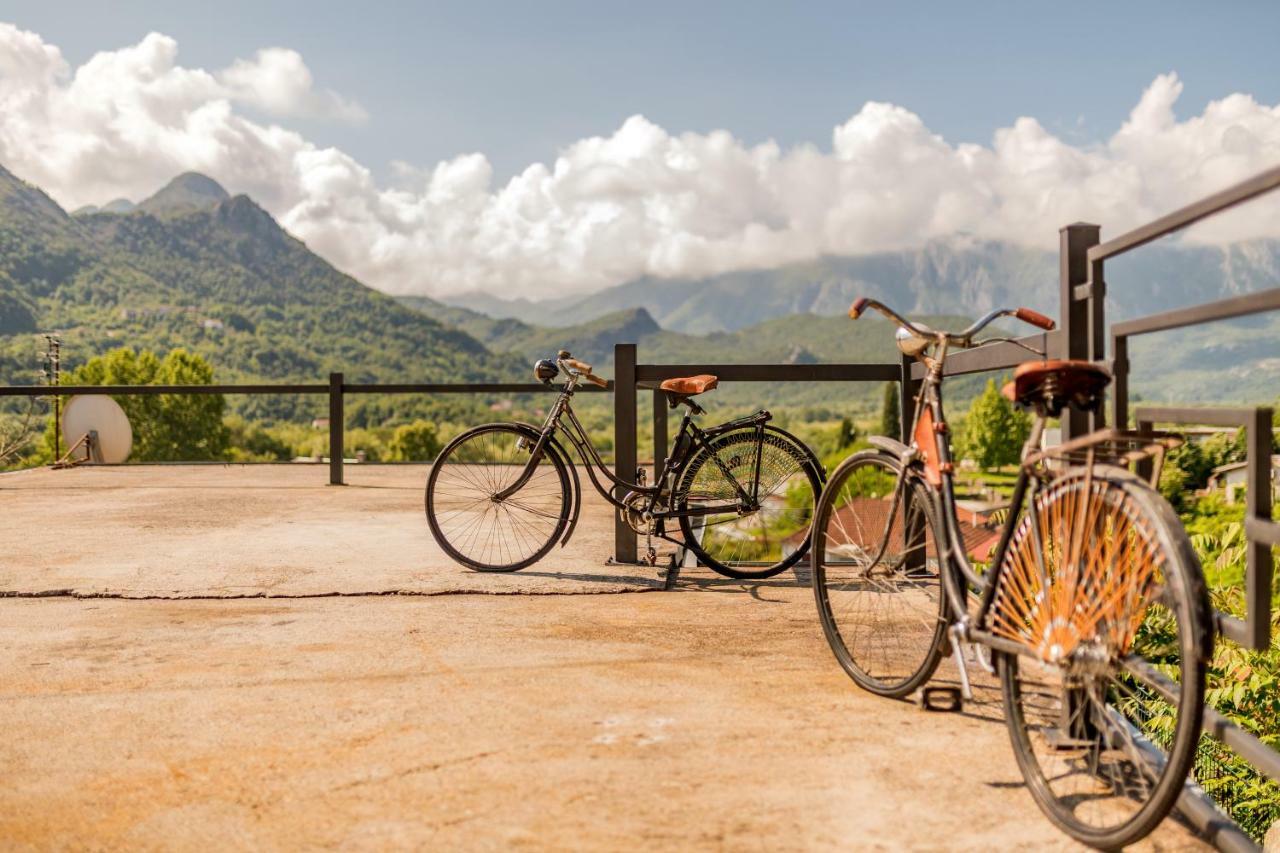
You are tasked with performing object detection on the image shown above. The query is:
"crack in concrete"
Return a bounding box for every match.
[331,749,502,793]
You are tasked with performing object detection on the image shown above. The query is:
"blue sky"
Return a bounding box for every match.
[3,3,1279,299]
[10,0,1280,183]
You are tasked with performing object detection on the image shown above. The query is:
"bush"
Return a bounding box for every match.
[387,421,441,462]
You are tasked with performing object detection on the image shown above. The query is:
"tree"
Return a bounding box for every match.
[42,347,229,462]
[836,417,856,450]
[387,420,442,461]
[960,378,1030,471]
[879,382,900,440]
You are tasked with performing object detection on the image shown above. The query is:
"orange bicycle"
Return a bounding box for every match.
[811,299,1211,848]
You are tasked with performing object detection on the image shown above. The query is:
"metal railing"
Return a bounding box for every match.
[0,374,610,486]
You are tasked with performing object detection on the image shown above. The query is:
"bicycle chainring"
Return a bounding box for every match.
[619,490,656,535]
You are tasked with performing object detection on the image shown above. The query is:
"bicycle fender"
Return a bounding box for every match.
[554,436,583,548]
[869,435,911,462]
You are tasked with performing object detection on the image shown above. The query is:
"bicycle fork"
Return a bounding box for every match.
[947,623,995,702]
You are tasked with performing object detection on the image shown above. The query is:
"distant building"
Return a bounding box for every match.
[202,318,224,331]
[311,418,330,430]
[1208,456,1280,504]
[783,495,1001,562]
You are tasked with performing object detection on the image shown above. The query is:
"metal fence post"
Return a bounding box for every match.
[613,344,638,563]
[1111,333,1130,429]
[652,389,668,482]
[1245,406,1274,650]
[329,371,344,486]
[899,353,916,440]
[1059,222,1101,440]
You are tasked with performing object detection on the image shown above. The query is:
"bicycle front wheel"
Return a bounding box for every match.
[993,467,1211,849]
[675,426,822,579]
[811,449,948,698]
[425,424,572,572]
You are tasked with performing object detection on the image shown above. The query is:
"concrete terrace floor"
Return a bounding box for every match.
[0,465,1206,850]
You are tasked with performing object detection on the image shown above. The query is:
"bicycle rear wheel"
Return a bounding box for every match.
[993,467,1210,849]
[425,424,572,572]
[811,450,948,698]
[675,426,822,579]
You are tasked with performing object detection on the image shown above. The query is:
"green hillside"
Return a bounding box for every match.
[0,166,519,423]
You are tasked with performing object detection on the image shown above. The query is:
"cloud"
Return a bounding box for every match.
[219,48,366,123]
[1,22,1279,301]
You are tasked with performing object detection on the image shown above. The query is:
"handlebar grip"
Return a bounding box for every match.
[1014,307,1055,331]
[584,373,609,388]
[564,357,593,374]
[848,297,870,319]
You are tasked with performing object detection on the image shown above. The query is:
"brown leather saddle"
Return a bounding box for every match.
[660,374,719,397]
[1001,359,1111,415]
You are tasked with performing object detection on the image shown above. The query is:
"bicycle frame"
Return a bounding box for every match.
[496,375,769,536]
[881,336,1051,663]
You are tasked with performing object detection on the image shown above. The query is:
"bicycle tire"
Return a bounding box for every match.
[425,423,572,572]
[994,466,1211,849]
[675,426,822,580]
[811,449,948,698]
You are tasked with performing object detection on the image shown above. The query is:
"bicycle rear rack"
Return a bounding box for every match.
[1023,428,1183,488]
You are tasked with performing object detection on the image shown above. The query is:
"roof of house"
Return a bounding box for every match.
[792,495,1001,561]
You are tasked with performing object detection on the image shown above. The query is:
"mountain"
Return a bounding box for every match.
[0,165,516,420]
[137,172,229,216]
[445,238,1280,334]
[72,198,136,216]
[396,296,661,366]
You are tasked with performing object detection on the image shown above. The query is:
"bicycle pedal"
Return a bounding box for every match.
[918,686,964,713]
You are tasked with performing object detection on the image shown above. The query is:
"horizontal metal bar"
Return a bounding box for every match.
[1245,516,1280,547]
[1217,614,1250,647]
[0,382,612,396]
[1204,705,1280,784]
[344,383,610,394]
[1175,783,1258,853]
[1112,288,1280,339]
[910,330,1063,379]
[634,363,901,382]
[1090,164,1280,262]
[0,384,327,396]
[1134,406,1258,429]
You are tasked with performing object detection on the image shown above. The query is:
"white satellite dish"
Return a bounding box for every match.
[60,395,133,464]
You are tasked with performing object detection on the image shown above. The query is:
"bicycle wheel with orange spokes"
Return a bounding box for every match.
[992,467,1210,849]
[811,449,948,698]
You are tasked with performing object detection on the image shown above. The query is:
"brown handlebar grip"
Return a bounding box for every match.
[584,373,609,388]
[564,357,594,374]
[848,297,870,319]
[1014,307,1055,331]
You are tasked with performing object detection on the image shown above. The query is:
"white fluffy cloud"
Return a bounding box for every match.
[1,22,1279,300]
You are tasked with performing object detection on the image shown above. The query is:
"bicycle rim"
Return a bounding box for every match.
[994,469,1209,848]
[425,424,571,572]
[676,428,821,579]
[811,450,947,697]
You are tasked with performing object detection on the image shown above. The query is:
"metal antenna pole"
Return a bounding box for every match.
[44,335,61,458]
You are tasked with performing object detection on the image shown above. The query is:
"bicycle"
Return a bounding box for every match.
[426,350,824,578]
[811,300,1212,849]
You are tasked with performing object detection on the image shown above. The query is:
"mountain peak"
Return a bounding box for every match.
[138,172,230,215]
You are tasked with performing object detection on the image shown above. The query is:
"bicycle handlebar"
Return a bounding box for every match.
[559,355,609,388]
[848,297,1055,345]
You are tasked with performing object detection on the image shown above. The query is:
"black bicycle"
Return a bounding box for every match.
[425,351,824,577]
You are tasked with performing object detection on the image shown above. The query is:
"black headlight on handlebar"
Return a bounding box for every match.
[533,358,560,383]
